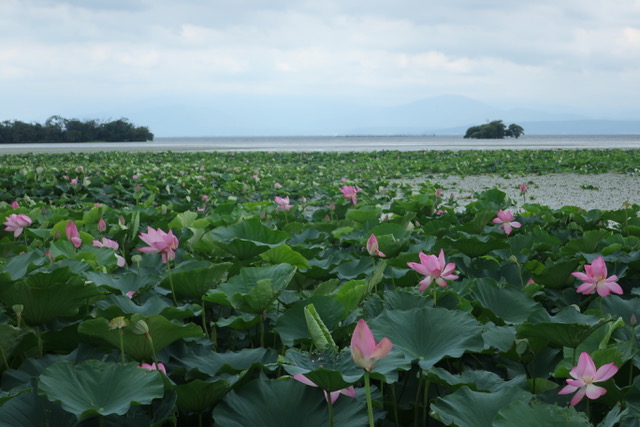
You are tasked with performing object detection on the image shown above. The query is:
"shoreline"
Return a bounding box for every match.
[426,173,640,211]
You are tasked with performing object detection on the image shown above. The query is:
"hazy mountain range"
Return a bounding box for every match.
[117,95,640,137]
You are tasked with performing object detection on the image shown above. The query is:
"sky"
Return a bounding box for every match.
[2,0,640,135]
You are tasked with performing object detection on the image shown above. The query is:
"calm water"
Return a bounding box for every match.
[1,134,640,154]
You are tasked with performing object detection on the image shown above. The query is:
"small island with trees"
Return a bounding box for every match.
[464,120,524,139]
[0,116,154,143]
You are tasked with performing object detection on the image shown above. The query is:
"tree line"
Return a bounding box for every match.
[0,116,154,143]
[464,120,524,139]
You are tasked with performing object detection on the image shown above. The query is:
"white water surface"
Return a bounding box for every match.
[1,134,640,154]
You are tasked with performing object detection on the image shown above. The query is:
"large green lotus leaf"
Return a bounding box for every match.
[493,399,591,427]
[560,229,612,256]
[334,280,367,314]
[204,263,296,311]
[160,261,232,300]
[212,377,367,427]
[426,367,524,392]
[0,386,77,427]
[282,348,361,391]
[0,324,32,363]
[176,377,237,413]
[382,289,431,311]
[369,306,485,370]
[38,360,164,420]
[83,270,158,295]
[171,345,278,377]
[260,244,309,269]
[209,218,289,259]
[274,296,346,347]
[94,295,198,321]
[517,307,605,348]
[78,314,203,361]
[0,267,104,325]
[430,386,532,427]
[531,259,580,289]
[3,251,47,280]
[333,257,373,280]
[482,323,516,352]
[469,278,543,325]
[599,295,640,324]
[449,234,509,257]
[345,206,382,223]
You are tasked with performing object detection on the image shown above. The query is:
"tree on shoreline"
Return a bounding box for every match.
[0,116,154,143]
[464,120,525,139]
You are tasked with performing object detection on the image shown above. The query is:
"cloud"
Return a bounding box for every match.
[1,0,640,124]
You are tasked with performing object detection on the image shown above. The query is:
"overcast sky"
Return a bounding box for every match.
[2,0,640,132]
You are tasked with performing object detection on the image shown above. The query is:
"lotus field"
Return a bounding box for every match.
[2,149,640,426]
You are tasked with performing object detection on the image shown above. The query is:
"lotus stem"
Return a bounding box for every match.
[118,329,125,363]
[201,297,209,337]
[166,261,178,306]
[146,333,158,365]
[259,312,265,348]
[327,392,335,427]
[364,370,375,427]
[391,383,399,427]
[0,347,9,371]
[423,379,430,425]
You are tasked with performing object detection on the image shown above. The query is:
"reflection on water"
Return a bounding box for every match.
[1,134,640,154]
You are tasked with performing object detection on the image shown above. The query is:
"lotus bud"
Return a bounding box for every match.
[132,319,150,335]
[109,316,128,330]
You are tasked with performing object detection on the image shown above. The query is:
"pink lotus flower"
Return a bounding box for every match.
[366,234,386,257]
[138,227,179,263]
[350,319,392,371]
[558,352,618,406]
[407,249,459,291]
[66,220,82,248]
[10,201,19,209]
[3,214,32,237]
[70,178,78,185]
[93,237,119,250]
[274,196,293,211]
[97,217,107,233]
[274,182,283,189]
[138,362,167,374]
[292,374,356,404]
[571,256,623,296]
[340,185,362,205]
[492,210,521,235]
[519,183,528,194]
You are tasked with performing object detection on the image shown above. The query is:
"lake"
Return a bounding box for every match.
[1,134,640,154]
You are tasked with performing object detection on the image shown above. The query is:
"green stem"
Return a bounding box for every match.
[327,391,335,427]
[118,329,125,363]
[0,347,10,371]
[414,374,423,427]
[364,370,375,427]
[391,383,399,427]
[423,379,430,425]
[166,262,178,306]
[259,313,265,348]
[201,297,209,337]
[146,333,158,365]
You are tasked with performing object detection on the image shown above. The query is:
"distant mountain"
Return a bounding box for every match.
[112,94,639,137]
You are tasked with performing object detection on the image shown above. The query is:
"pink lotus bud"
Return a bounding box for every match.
[65,220,82,248]
[97,218,107,232]
[10,201,19,209]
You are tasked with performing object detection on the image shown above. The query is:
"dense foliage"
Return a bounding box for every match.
[465,120,525,139]
[0,149,639,426]
[0,116,153,143]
